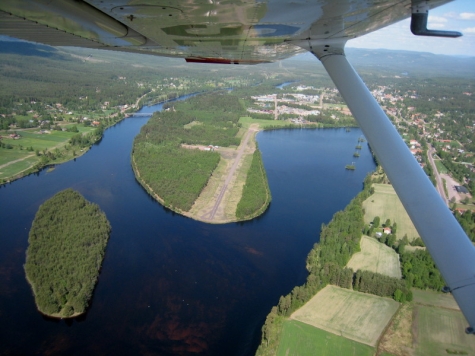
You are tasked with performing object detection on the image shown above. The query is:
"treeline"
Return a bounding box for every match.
[133,142,220,211]
[256,175,373,355]
[235,150,271,220]
[24,189,111,318]
[365,221,446,291]
[256,176,421,355]
[132,92,244,212]
[454,210,475,242]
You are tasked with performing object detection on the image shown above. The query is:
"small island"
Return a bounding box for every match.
[25,189,111,318]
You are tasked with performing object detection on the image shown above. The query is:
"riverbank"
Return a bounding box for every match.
[132,123,269,224]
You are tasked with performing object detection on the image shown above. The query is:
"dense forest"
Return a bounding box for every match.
[25,189,111,318]
[235,149,271,220]
[132,92,244,212]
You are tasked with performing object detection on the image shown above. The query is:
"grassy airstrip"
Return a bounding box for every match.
[347,236,401,278]
[362,183,419,240]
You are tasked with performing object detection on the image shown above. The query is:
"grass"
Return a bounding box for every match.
[277,320,374,356]
[0,156,38,179]
[363,183,419,240]
[291,285,399,346]
[435,159,449,174]
[239,116,297,129]
[0,126,96,181]
[414,305,475,356]
[412,289,459,310]
[346,236,401,278]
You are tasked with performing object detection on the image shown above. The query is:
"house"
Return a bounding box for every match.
[383,227,392,234]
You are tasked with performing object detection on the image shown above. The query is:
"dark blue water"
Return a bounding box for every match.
[0,98,375,355]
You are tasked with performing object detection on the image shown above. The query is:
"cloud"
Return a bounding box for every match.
[463,27,475,33]
[444,12,475,20]
[460,12,475,20]
[428,16,448,23]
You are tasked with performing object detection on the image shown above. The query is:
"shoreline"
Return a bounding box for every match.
[131,124,272,224]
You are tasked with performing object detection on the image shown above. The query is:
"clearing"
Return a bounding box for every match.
[290,285,399,347]
[346,235,401,278]
[186,124,259,223]
[363,183,419,240]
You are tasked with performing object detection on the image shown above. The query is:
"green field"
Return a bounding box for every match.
[347,236,401,278]
[414,305,475,356]
[238,116,312,129]
[291,285,399,346]
[277,320,374,356]
[434,159,449,174]
[0,126,96,181]
[412,288,459,310]
[363,183,419,240]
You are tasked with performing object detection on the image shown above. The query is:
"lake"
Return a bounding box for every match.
[0,100,376,355]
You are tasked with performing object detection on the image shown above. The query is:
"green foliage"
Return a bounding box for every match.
[25,189,111,317]
[236,150,271,219]
[372,216,380,228]
[454,210,475,243]
[132,92,246,212]
[257,174,374,353]
[353,270,412,301]
[133,142,220,211]
[400,249,445,290]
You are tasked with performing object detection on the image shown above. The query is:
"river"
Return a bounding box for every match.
[0,98,376,355]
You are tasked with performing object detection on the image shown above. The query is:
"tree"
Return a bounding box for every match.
[373,216,380,228]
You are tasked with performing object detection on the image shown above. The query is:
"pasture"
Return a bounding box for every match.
[412,288,459,310]
[363,183,419,240]
[414,305,475,356]
[239,116,289,129]
[291,285,399,346]
[277,320,374,356]
[346,236,401,278]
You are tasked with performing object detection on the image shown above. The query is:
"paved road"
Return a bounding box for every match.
[428,145,448,206]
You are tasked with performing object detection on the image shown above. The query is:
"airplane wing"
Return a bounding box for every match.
[1,0,474,334]
[0,0,454,63]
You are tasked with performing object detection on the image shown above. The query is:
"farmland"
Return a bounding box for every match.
[414,305,475,355]
[276,320,374,356]
[346,236,401,278]
[290,285,399,346]
[362,183,419,240]
[0,126,97,181]
[378,289,473,356]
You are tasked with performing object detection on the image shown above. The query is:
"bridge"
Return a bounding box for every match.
[126,113,153,117]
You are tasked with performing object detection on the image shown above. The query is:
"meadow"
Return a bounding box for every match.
[346,236,401,278]
[290,285,399,346]
[277,320,374,356]
[0,126,97,180]
[362,183,419,240]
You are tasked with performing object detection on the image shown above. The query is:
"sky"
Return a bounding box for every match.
[347,0,475,56]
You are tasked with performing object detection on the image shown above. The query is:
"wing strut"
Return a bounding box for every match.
[315,51,475,333]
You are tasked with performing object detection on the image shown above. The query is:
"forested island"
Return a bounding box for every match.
[131,92,272,222]
[25,189,111,318]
